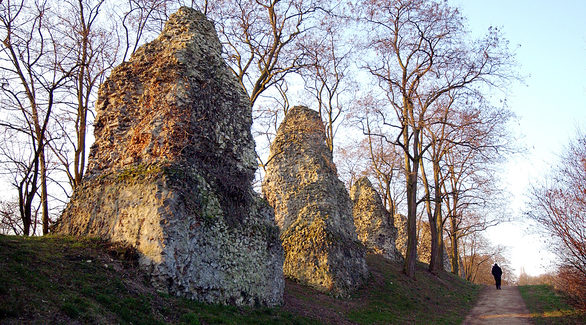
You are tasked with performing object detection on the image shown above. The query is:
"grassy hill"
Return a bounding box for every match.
[0,235,480,324]
[519,285,586,324]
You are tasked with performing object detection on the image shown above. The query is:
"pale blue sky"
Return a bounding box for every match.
[453,0,586,275]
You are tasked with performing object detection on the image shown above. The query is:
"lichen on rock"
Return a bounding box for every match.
[262,106,368,296]
[350,176,403,262]
[56,7,283,307]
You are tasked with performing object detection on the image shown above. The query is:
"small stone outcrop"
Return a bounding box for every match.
[394,214,409,259]
[262,106,368,296]
[350,177,403,262]
[56,7,283,306]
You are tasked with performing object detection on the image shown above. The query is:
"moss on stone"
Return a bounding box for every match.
[116,163,163,181]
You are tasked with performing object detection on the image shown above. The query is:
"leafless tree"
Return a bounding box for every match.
[0,0,74,235]
[528,130,586,301]
[210,0,332,174]
[358,112,405,218]
[334,138,368,190]
[460,231,507,283]
[418,94,457,274]
[359,0,516,277]
[300,20,353,154]
[439,100,514,275]
[0,199,24,235]
[211,0,326,107]
[48,0,118,191]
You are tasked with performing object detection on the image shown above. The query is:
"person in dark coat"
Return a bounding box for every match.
[491,263,503,290]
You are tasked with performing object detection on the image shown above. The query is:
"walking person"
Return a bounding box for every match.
[491,263,503,290]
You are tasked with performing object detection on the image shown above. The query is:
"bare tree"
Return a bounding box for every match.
[460,231,506,283]
[359,113,405,218]
[48,0,117,191]
[118,0,176,62]
[419,90,514,275]
[0,0,74,234]
[418,95,457,274]
[0,199,23,235]
[334,138,368,190]
[210,0,331,174]
[439,100,514,275]
[528,130,586,301]
[360,0,516,277]
[212,0,326,107]
[300,22,352,153]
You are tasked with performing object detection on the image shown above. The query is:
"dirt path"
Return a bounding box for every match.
[463,286,532,324]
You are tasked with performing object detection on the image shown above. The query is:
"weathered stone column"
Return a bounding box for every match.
[56,7,284,307]
[262,106,368,296]
[350,176,403,262]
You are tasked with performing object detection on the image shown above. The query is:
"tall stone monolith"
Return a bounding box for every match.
[55,7,284,306]
[262,106,368,296]
[350,177,403,262]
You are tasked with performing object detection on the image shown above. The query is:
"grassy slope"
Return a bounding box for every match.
[519,285,586,325]
[0,235,480,324]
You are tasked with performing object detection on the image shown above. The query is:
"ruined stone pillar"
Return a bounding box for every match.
[262,106,368,296]
[56,7,284,307]
[350,176,403,262]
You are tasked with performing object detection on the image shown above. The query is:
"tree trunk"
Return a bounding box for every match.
[420,156,438,274]
[450,216,460,275]
[433,207,445,272]
[40,150,49,235]
[430,160,445,274]
[19,192,31,236]
[403,127,420,278]
[420,139,445,275]
[404,169,418,277]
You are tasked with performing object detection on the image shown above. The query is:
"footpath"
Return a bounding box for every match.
[463,286,532,324]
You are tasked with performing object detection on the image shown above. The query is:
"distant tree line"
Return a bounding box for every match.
[1,0,523,280]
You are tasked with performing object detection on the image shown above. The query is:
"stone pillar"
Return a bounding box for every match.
[350,176,403,262]
[262,106,368,296]
[56,7,283,307]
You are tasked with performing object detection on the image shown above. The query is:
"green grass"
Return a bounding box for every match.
[0,235,482,324]
[0,235,309,324]
[519,285,586,324]
[346,255,480,324]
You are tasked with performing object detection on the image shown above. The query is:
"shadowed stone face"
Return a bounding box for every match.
[262,106,368,296]
[350,176,403,262]
[56,7,284,307]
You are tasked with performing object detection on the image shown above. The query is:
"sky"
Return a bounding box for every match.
[452,0,586,276]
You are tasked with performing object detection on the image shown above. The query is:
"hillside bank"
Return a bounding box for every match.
[0,235,479,324]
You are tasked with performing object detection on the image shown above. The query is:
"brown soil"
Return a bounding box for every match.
[463,286,532,324]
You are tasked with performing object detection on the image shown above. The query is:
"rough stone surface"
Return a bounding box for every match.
[262,106,368,296]
[394,214,410,260]
[56,7,284,307]
[349,177,403,262]
[395,215,452,271]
